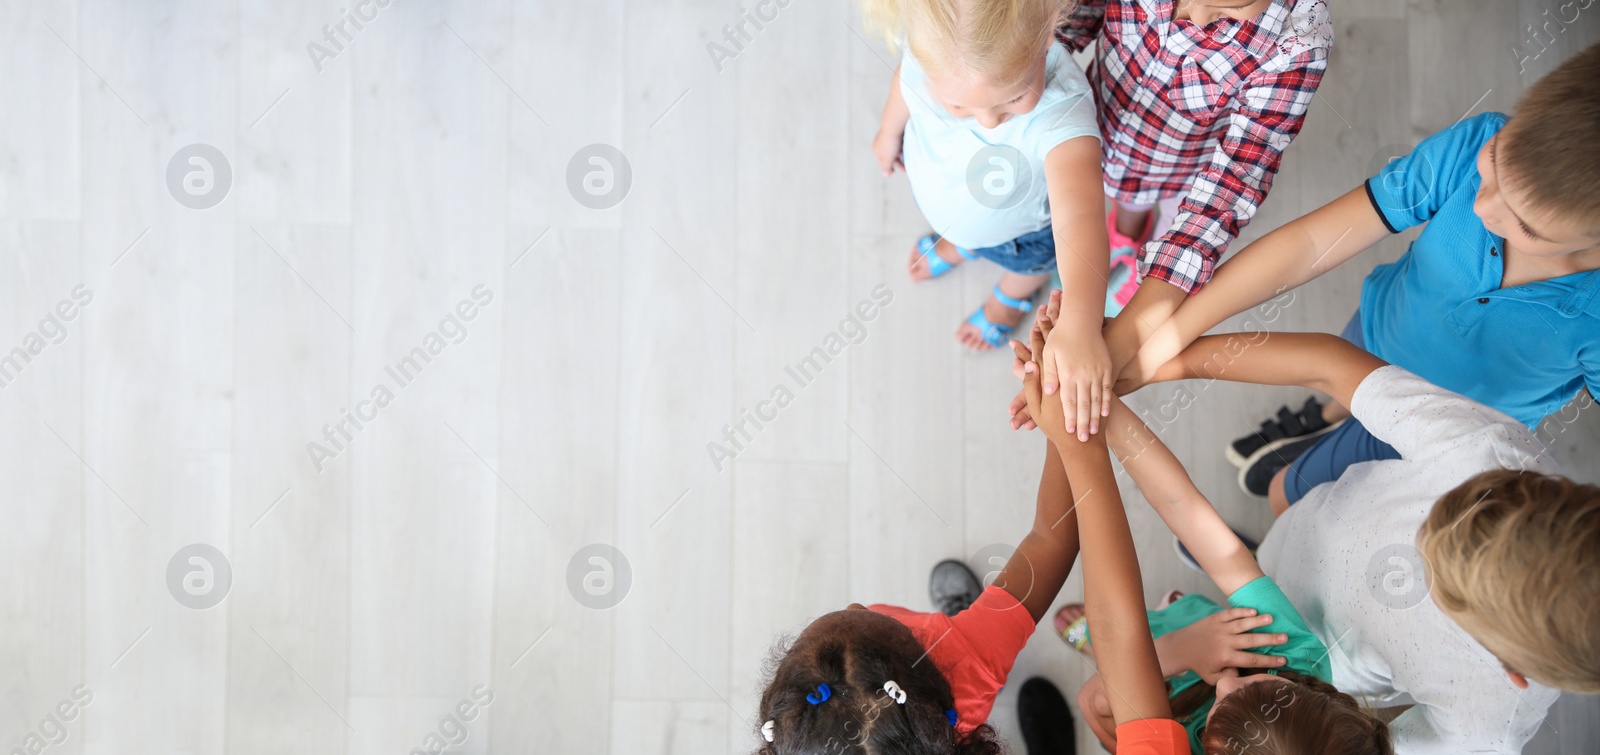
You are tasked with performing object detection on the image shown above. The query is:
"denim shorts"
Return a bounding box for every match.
[967,225,1057,276]
[1281,310,1402,504]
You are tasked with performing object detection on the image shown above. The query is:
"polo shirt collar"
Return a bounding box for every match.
[1560,270,1600,318]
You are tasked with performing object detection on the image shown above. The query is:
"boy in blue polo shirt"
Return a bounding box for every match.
[1105,42,1600,516]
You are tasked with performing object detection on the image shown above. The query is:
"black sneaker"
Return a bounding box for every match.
[1017,677,1076,755]
[1238,433,1324,498]
[929,559,982,616]
[1227,397,1342,469]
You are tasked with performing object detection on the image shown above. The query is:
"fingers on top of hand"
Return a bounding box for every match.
[1076,382,1093,439]
[1089,381,1103,433]
[1219,608,1260,622]
[1010,339,1031,362]
[1234,651,1289,668]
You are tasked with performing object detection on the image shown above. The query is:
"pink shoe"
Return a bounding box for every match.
[1106,203,1156,253]
[1104,205,1157,316]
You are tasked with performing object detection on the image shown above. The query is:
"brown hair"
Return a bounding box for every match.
[1499,42,1600,236]
[1194,670,1392,755]
[1418,469,1600,692]
[752,623,1005,754]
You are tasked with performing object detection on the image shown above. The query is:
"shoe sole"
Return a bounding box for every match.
[1233,419,1344,498]
[1226,416,1345,469]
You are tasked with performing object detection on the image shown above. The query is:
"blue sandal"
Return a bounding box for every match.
[966,285,1035,348]
[916,234,978,279]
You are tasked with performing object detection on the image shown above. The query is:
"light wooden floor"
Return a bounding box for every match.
[1,1,1596,753]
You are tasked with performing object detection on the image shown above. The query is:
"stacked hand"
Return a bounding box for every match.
[1160,607,1288,684]
[1010,297,1072,448]
[1010,291,1161,432]
[1038,308,1113,441]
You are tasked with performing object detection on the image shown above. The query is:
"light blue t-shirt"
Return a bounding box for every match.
[1362,112,1600,427]
[899,42,1101,250]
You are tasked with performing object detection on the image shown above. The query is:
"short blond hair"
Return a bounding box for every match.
[1418,469,1600,692]
[859,0,1067,82]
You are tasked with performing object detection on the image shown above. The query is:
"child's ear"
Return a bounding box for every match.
[1503,664,1530,690]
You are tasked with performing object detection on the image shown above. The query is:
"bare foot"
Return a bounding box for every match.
[908,236,968,282]
[1053,603,1096,661]
[956,292,1031,351]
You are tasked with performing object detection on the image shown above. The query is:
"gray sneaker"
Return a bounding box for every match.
[929,559,982,616]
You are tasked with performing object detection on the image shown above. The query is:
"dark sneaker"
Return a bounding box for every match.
[1174,529,1261,576]
[1238,433,1324,498]
[1227,396,1342,469]
[1018,677,1076,755]
[929,559,982,616]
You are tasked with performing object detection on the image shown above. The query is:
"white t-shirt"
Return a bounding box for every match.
[1258,366,1560,755]
[899,42,1100,250]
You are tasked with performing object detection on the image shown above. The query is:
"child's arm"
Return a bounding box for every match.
[1062,423,1171,727]
[997,323,1082,622]
[872,65,910,176]
[1119,189,1391,391]
[1042,137,1114,440]
[1020,312,1286,685]
[1144,331,1388,414]
[994,437,1082,624]
[1103,399,1261,594]
[1017,323,1171,727]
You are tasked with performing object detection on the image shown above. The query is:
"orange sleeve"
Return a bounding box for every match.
[1114,719,1189,755]
[948,585,1036,676]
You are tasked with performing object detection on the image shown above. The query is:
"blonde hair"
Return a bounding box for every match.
[859,0,1068,82]
[1418,469,1600,692]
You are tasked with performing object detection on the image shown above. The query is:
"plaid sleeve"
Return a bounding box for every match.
[1140,47,1329,294]
[1054,0,1106,53]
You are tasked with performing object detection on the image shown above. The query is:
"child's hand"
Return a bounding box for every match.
[1011,312,1072,447]
[1008,290,1062,431]
[1041,318,1114,441]
[1162,607,1287,685]
[1112,349,1158,396]
[872,129,905,176]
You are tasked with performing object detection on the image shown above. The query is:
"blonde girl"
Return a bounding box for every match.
[867,0,1113,441]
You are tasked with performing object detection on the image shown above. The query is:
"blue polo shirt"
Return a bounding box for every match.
[1361,112,1600,428]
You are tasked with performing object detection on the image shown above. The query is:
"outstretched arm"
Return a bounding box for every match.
[1017,320,1171,727]
[1063,424,1170,727]
[1142,331,1387,411]
[1103,399,1262,595]
[1118,188,1390,391]
[1043,137,1115,439]
[996,437,1081,624]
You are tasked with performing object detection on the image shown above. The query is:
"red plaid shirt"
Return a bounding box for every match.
[1057,0,1332,293]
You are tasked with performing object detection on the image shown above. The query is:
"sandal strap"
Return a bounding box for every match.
[918,234,977,278]
[966,306,1014,348]
[991,285,1034,313]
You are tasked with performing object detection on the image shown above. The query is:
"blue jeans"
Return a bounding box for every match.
[1282,311,1402,504]
[968,225,1056,276]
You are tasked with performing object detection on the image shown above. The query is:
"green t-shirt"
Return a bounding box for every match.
[1146,576,1331,754]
